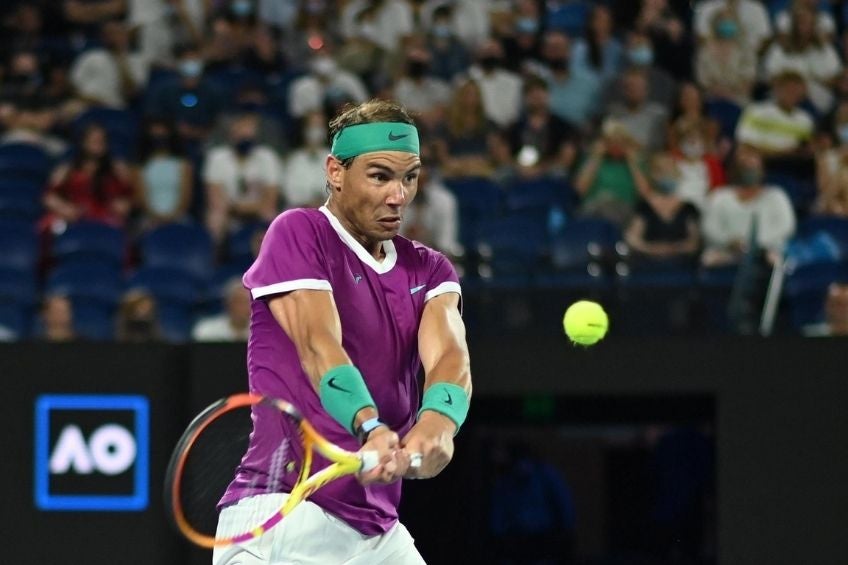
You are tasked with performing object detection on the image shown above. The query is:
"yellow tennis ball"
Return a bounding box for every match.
[563,301,608,346]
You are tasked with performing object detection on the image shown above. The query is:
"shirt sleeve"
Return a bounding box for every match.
[423,249,461,307]
[243,210,332,299]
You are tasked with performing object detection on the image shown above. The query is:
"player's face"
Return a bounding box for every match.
[328,150,421,249]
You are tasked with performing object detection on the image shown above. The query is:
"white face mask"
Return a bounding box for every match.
[311,56,337,78]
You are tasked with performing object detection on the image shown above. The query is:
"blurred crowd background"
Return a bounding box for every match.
[1,0,848,343]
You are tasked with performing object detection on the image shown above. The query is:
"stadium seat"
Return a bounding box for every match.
[126,267,204,343]
[140,222,214,282]
[0,143,52,183]
[52,221,126,268]
[0,268,38,339]
[72,107,139,160]
[705,98,742,140]
[545,1,589,36]
[784,262,848,330]
[443,177,502,249]
[764,171,816,214]
[476,216,547,287]
[72,300,117,340]
[45,263,123,304]
[227,222,266,267]
[0,220,38,272]
[503,177,562,215]
[796,216,848,257]
[535,218,617,290]
[0,178,43,219]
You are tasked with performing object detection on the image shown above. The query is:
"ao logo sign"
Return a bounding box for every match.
[50,423,137,476]
[34,395,149,511]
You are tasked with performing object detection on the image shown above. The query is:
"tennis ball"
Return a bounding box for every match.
[563,301,608,346]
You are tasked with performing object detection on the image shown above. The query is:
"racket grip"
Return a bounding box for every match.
[359,450,379,472]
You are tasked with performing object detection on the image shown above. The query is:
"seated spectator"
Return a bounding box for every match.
[287,45,368,119]
[340,0,413,54]
[694,0,772,53]
[203,113,280,242]
[210,82,287,153]
[392,46,452,132]
[802,283,848,336]
[192,278,250,341]
[736,71,814,160]
[701,147,796,266]
[282,110,330,209]
[434,79,495,179]
[633,0,693,80]
[203,2,260,72]
[606,30,677,111]
[425,4,471,82]
[0,98,67,158]
[0,50,50,103]
[625,152,701,263]
[145,44,225,146]
[607,67,669,153]
[242,25,288,78]
[538,30,602,131]
[40,293,77,342]
[134,119,193,229]
[668,83,724,159]
[762,4,842,114]
[117,289,162,342]
[775,0,835,40]
[279,1,343,70]
[695,7,756,107]
[574,119,650,227]
[400,145,462,259]
[419,0,490,49]
[127,0,206,66]
[70,19,149,109]
[43,124,134,231]
[468,39,523,129]
[571,3,623,86]
[507,76,577,179]
[671,124,726,211]
[500,0,543,73]
[815,101,848,215]
[488,129,519,187]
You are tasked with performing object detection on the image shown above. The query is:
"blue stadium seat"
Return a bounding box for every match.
[72,300,117,340]
[706,98,742,140]
[200,263,247,316]
[72,108,139,160]
[476,216,547,287]
[764,171,816,214]
[0,143,52,183]
[617,260,699,289]
[0,178,43,219]
[503,177,562,214]
[545,1,589,36]
[796,216,848,256]
[0,220,38,272]
[784,262,848,329]
[140,222,214,282]
[45,263,123,304]
[227,222,266,267]
[535,218,617,290]
[52,221,126,268]
[126,267,204,343]
[0,268,37,338]
[443,177,502,249]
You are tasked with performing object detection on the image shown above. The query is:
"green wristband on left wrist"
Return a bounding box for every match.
[417,382,469,435]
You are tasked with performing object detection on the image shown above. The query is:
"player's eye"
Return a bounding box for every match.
[405,173,419,183]
[370,173,389,182]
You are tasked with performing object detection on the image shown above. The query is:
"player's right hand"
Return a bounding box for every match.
[357,427,410,486]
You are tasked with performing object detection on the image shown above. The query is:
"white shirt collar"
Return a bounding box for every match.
[319,205,397,275]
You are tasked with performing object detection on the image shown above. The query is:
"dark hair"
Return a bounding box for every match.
[328,99,416,168]
[523,75,549,94]
[138,118,182,162]
[585,4,610,71]
[72,124,115,204]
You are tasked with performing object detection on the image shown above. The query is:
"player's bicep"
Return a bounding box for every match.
[267,290,350,386]
[418,293,470,391]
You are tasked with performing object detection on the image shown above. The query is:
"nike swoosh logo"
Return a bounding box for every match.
[445,392,453,405]
[327,377,351,393]
[410,284,426,295]
[388,132,409,141]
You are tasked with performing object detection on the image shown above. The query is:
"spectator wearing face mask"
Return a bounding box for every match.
[203,113,280,242]
[282,110,330,209]
[695,8,756,107]
[468,39,523,129]
[392,46,452,132]
[70,19,149,109]
[606,30,677,112]
[571,4,623,87]
[419,0,490,49]
[424,5,470,82]
[340,0,413,53]
[117,289,162,343]
[126,0,206,66]
[670,124,726,212]
[694,0,773,53]
[625,152,701,263]
[701,146,796,267]
[607,67,669,153]
[288,47,368,118]
[537,31,603,131]
[134,118,193,229]
[145,44,225,145]
[501,0,543,72]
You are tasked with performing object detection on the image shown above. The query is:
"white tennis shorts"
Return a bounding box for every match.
[213,493,426,565]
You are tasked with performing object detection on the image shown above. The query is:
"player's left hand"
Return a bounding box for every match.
[400,411,456,479]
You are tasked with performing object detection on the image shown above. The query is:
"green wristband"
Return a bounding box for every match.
[417,382,469,434]
[319,365,376,435]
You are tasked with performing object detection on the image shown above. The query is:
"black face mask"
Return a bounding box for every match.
[547,57,569,72]
[235,138,256,156]
[480,56,501,71]
[408,61,429,78]
[150,134,170,150]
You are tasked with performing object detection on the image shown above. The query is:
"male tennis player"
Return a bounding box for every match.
[214,99,472,564]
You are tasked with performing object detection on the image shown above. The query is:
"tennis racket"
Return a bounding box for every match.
[164,393,380,549]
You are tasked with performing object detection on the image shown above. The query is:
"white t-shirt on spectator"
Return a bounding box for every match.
[675,158,712,211]
[735,100,814,153]
[393,77,452,114]
[70,49,149,109]
[192,314,248,341]
[775,9,835,37]
[203,145,282,204]
[762,43,842,113]
[288,73,369,118]
[340,0,414,52]
[694,0,772,50]
[282,147,329,208]
[702,186,796,252]
[468,65,523,128]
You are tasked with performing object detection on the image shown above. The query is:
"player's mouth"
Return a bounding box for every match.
[377,216,401,229]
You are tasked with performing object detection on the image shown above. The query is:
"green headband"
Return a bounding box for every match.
[331,122,420,160]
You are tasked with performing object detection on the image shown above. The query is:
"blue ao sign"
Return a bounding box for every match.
[34,395,149,511]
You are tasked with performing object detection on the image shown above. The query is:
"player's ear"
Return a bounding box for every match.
[326,155,344,192]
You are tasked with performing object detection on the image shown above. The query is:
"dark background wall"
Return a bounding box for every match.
[2,338,847,565]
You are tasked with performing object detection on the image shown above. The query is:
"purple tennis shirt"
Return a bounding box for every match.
[219,205,461,535]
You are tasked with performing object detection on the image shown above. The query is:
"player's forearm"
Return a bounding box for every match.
[424,347,472,396]
[299,330,352,390]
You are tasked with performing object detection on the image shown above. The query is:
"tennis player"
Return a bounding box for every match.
[214,99,472,565]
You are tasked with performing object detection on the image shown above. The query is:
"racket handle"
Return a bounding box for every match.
[360,450,379,472]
